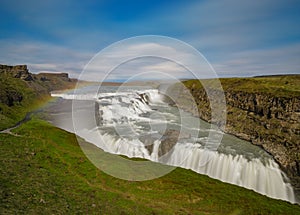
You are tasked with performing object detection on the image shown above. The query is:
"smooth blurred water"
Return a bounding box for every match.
[49,85,296,204]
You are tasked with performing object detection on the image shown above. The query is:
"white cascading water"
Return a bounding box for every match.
[51,87,296,204]
[51,93,97,100]
[166,142,295,201]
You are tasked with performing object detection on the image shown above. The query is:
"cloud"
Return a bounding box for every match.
[161,0,300,77]
[0,39,94,78]
[107,59,191,81]
[0,0,299,80]
[78,39,218,81]
[213,43,300,77]
[77,42,188,81]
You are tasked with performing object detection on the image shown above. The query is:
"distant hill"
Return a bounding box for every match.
[0,64,77,130]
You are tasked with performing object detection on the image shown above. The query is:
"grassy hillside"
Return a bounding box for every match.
[1,118,300,214]
[183,75,300,98]
[0,72,45,130]
[0,65,76,130]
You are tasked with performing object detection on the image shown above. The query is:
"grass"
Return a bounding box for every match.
[0,94,51,131]
[0,73,35,130]
[183,75,300,98]
[0,70,76,130]
[1,117,300,214]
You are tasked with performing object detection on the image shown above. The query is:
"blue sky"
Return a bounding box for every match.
[0,0,299,80]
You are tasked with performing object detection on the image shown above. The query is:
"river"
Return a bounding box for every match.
[49,84,296,204]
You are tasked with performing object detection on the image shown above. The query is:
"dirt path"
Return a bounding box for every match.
[0,111,34,136]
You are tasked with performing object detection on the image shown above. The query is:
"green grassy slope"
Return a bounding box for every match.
[0,68,76,130]
[0,72,43,130]
[1,118,299,214]
[184,75,300,97]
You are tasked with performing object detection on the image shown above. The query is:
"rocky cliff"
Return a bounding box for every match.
[0,64,33,81]
[0,64,75,99]
[0,64,77,130]
[167,75,300,192]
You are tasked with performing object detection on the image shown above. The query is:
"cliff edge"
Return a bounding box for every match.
[0,64,77,130]
[168,75,300,192]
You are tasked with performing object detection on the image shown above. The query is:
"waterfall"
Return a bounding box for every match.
[54,86,297,204]
[88,130,295,203]
[166,142,295,203]
[51,92,97,100]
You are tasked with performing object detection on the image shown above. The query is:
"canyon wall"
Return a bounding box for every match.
[167,76,300,192]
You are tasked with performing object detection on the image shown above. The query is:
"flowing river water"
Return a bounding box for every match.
[49,85,297,204]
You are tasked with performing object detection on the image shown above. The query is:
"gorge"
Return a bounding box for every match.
[167,76,300,197]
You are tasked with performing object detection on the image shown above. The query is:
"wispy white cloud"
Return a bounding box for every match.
[0,0,299,80]
[214,43,300,77]
[0,39,94,78]
[164,0,300,76]
[78,38,217,81]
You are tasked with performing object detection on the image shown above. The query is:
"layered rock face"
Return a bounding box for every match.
[225,92,298,175]
[0,64,33,81]
[0,64,71,84]
[0,65,30,106]
[0,64,76,107]
[167,76,300,191]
